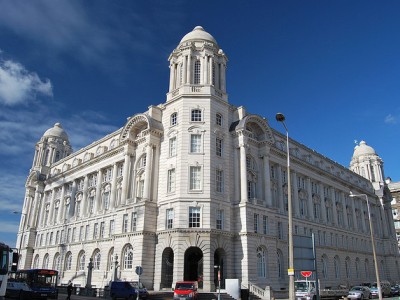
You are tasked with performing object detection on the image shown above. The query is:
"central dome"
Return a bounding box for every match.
[352,140,376,158]
[43,123,69,141]
[179,26,217,45]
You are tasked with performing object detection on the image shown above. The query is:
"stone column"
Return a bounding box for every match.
[110,163,118,208]
[187,54,192,84]
[183,55,188,84]
[143,143,154,201]
[292,171,299,217]
[239,142,247,203]
[319,183,327,223]
[48,189,56,225]
[233,147,240,203]
[263,153,272,207]
[220,63,226,92]
[95,170,102,212]
[277,166,284,212]
[121,151,133,205]
[81,176,89,216]
[331,189,338,226]
[307,178,313,220]
[30,189,42,228]
[169,62,175,92]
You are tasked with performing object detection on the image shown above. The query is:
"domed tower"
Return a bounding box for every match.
[350,140,385,188]
[167,26,228,102]
[31,122,72,174]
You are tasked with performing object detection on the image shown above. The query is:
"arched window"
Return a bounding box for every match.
[364,259,370,279]
[277,250,283,278]
[355,258,360,278]
[93,250,101,270]
[257,247,266,278]
[79,253,85,271]
[65,252,72,271]
[334,256,340,278]
[123,245,134,269]
[42,254,49,269]
[53,253,61,271]
[321,256,328,279]
[345,257,351,278]
[33,255,39,269]
[108,248,114,271]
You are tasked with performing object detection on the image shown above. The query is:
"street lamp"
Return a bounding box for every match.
[276,113,295,300]
[214,265,221,300]
[349,192,382,300]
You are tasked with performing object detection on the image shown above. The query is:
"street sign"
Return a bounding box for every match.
[135,266,143,276]
[300,271,312,278]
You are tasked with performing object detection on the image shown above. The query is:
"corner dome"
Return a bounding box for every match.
[179,26,217,45]
[352,140,376,158]
[43,123,69,141]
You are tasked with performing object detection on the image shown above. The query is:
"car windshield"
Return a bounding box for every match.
[176,283,194,290]
[351,287,363,291]
[295,282,310,291]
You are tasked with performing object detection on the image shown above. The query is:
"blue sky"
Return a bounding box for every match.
[1,0,399,248]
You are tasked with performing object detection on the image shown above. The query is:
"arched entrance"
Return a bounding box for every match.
[214,248,226,289]
[184,247,203,288]
[161,247,174,289]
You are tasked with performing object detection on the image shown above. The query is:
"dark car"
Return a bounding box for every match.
[391,285,400,296]
[110,281,137,300]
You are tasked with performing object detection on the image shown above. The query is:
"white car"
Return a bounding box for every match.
[347,286,371,300]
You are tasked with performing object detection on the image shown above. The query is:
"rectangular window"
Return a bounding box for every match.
[89,196,95,214]
[79,226,84,241]
[123,214,129,233]
[67,228,71,243]
[76,201,81,217]
[216,138,223,156]
[190,134,202,153]
[277,222,283,239]
[131,212,137,231]
[190,166,202,190]
[166,208,174,229]
[169,137,177,157]
[194,60,201,84]
[100,222,105,238]
[216,169,224,193]
[103,191,110,210]
[216,113,222,126]
[167,169,176,193]
[103,168,112,182]
[263,215,268,234]
[138,180,144,198]
[216,209,224,230]
[85,225,89,240]
[93,223,98,239]
[254,213,259,233]
[71,228,76,242]
[109,220,115,237]
[117,163,124,177]
[189,207,201,228]
[191,109,202,122]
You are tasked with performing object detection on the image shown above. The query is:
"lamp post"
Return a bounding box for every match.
[349,192,382,300]
[214,265,221,300]
[13,210,27,268]
[276,113,294,300]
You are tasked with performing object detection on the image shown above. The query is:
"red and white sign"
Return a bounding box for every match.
[300,271,312,278]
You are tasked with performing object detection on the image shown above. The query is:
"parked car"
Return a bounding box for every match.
[110,281,137,300]
[371,281,391,298]
[173,281,198,300]
[391,285,400,296]
[347,286,371,300]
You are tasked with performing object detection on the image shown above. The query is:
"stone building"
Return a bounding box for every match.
[16,26,400,293]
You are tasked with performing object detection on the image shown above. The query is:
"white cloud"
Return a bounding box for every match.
[0,57,53,105]
[384,114,397,125]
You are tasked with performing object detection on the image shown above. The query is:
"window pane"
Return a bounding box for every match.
[190,166,201,190]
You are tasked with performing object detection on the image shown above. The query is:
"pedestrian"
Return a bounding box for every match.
[66,281,73,300]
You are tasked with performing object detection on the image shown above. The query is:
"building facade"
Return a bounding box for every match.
[16,26,400,293]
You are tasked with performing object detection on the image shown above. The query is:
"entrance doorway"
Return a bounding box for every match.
[184,247,203,288]
[161,247,174,288]
[214,248,226,289]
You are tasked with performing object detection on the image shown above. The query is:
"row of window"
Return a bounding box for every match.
[35,207,227,248]
[169,110,223,126]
